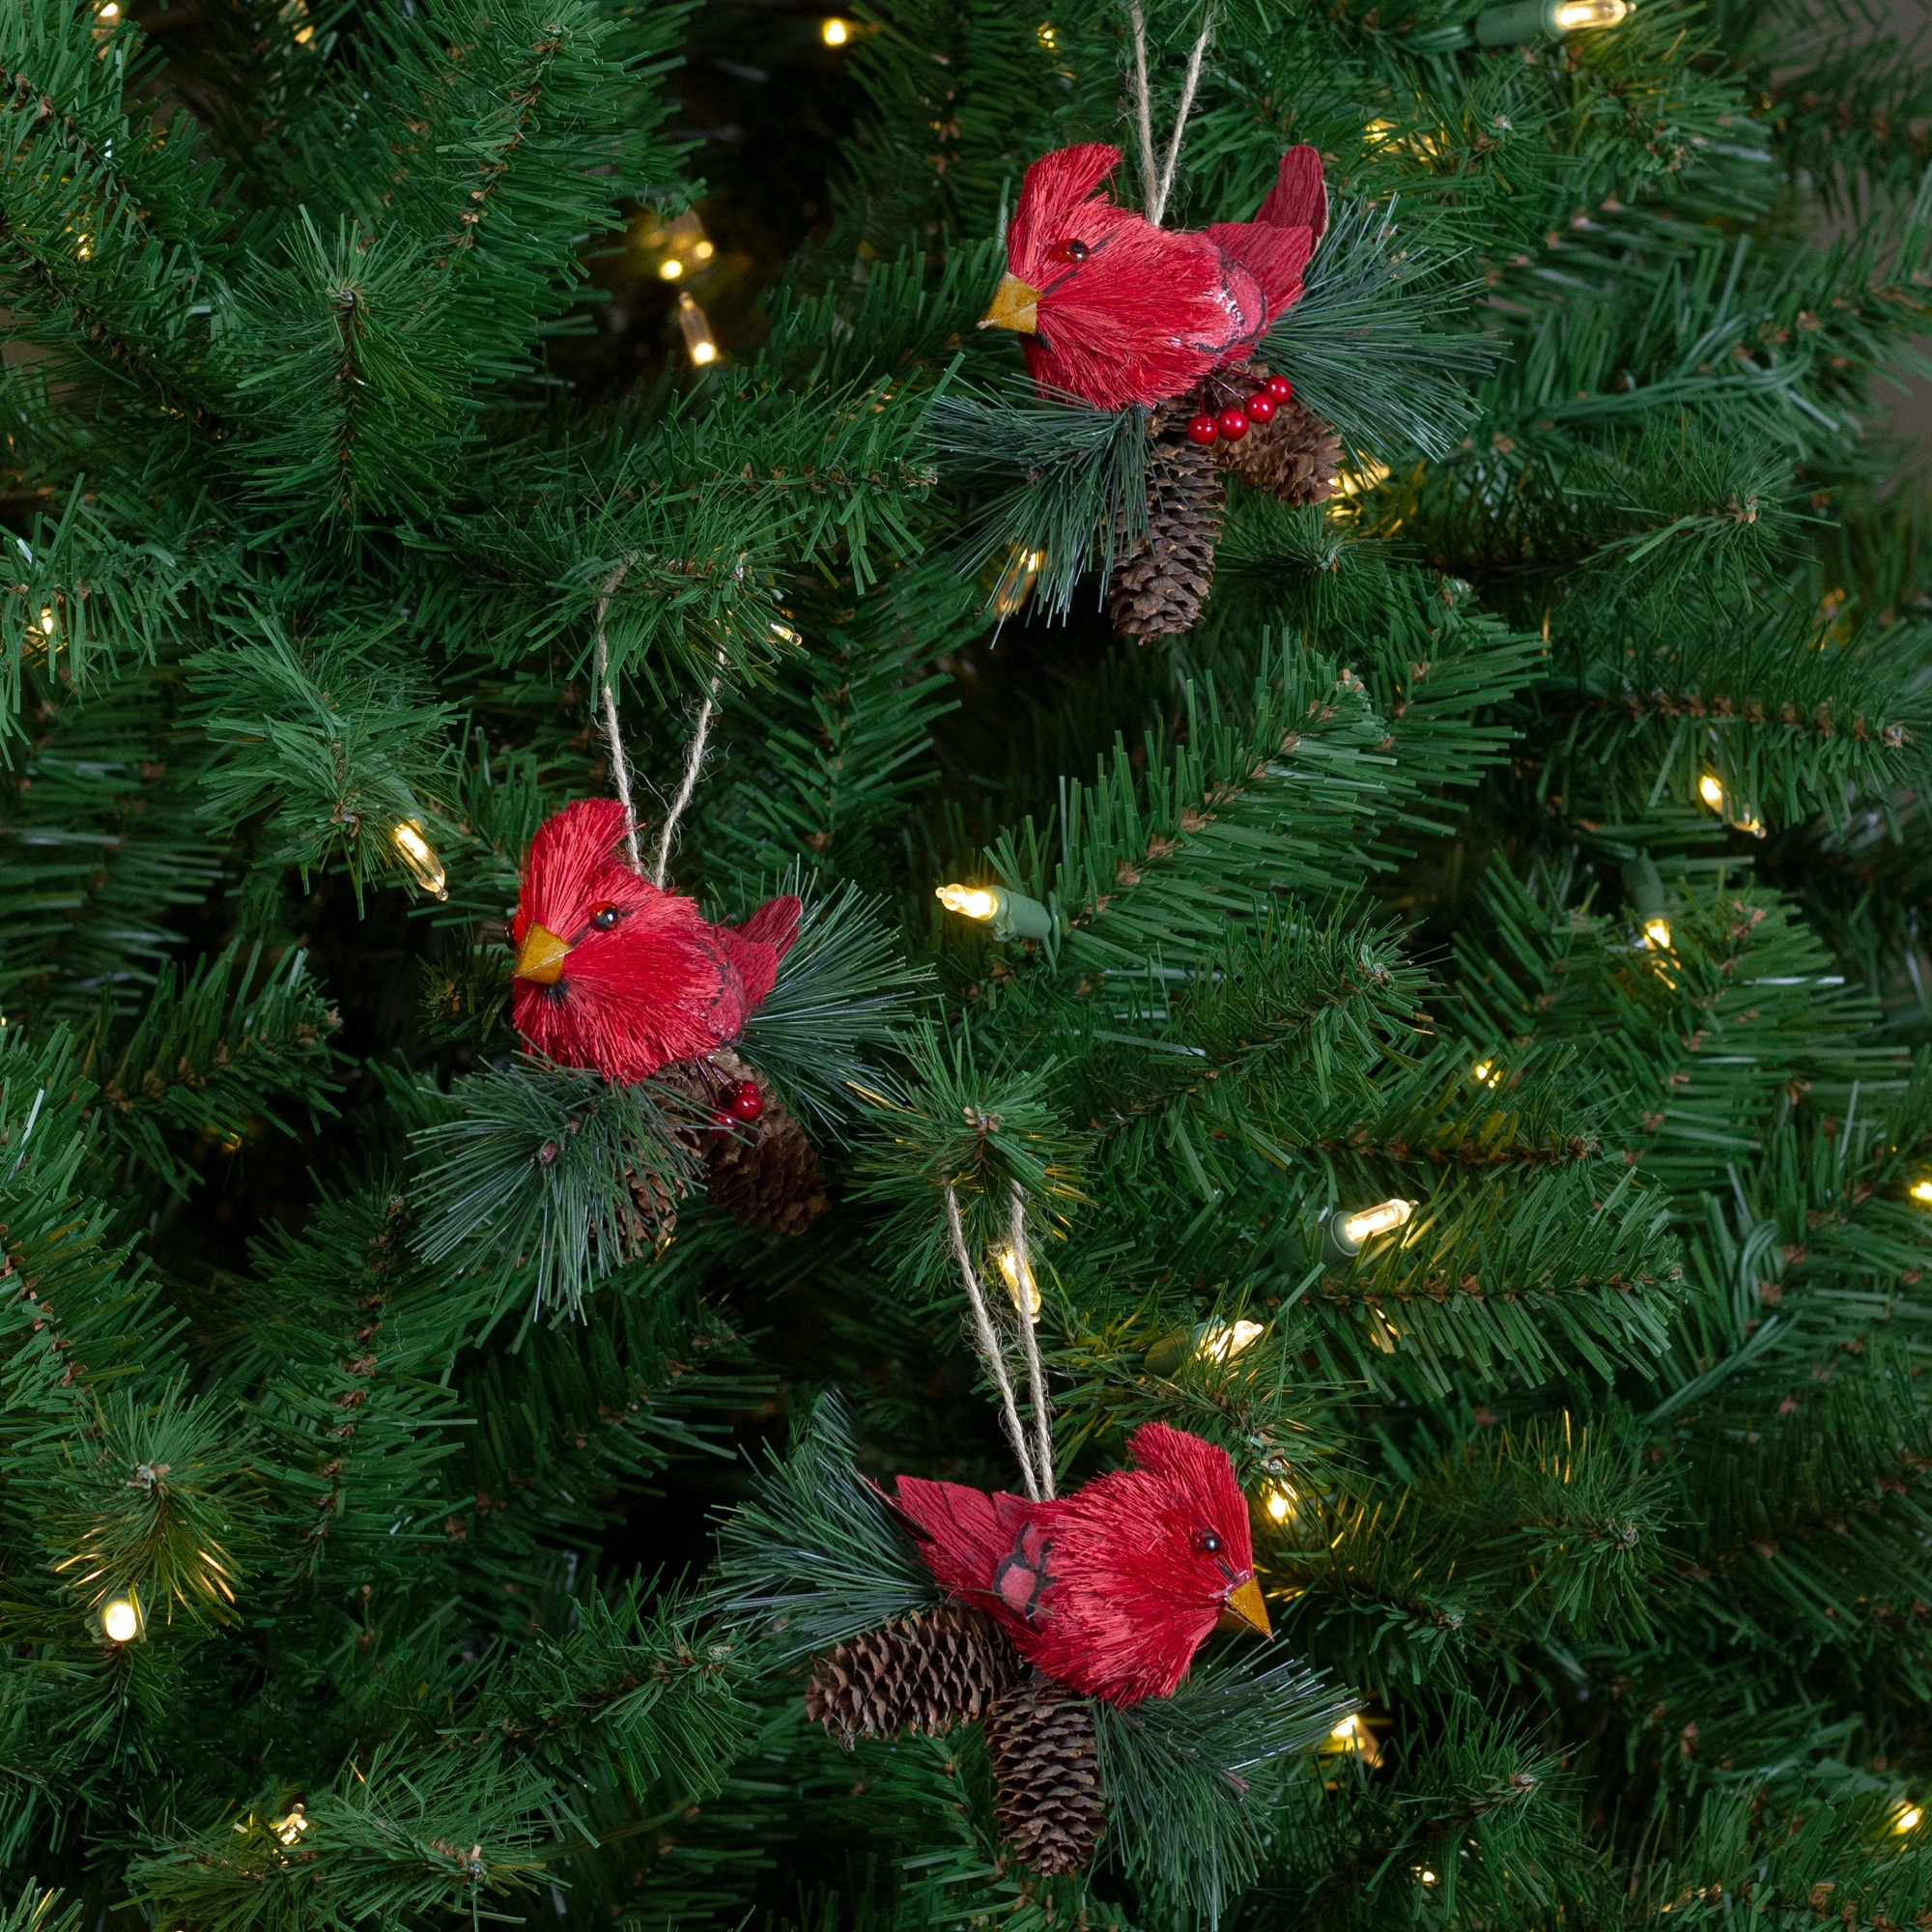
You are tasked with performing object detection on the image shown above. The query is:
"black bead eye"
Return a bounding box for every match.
[1052,238,1090,263]
[589,903,622,931]
[1194,1528,1223,1555]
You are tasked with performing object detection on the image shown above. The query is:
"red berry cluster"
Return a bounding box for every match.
[1186,372,1293,447]
[709,1078,765,1130]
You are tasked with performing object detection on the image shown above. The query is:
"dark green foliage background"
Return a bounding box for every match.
[6,0,1932,1927]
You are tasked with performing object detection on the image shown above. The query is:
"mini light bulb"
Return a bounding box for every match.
[1471,1059,1497,1086]
[391,822,447,900]
[1331,1714,1359,1744]
[38,608,55,637]
[98,2,121,16]
[769,619,802,645]
[694,239,715,260]
[272,1804,309,1846]
[1264,1483,1296,1522]
[987,545,1044,620]
[1698,773,1725,810]
[1418,1868,1439,1887]
[1642,916,1672,950]
[660,257,684,280]
[936,883,999,922]
[101,1598,140,1642]
[1912,1180,1932,1205]
[1037,21,1057,44]
[676,291,720,367]
[1198,1320,1265,1364]
[1898,1804,1923,1833]
[1341,1198,1415,1247]
[1475,0,1627,43]
[822,15,851,42]
[997,1246,1040,1321]
[934,881,1054,940]
[1334,458,1391,497]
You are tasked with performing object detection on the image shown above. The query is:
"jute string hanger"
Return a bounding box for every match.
[592,558,727,886]
[1126,0,1215,226]
[945,1179,1056,1501]
[595,9,1212,868]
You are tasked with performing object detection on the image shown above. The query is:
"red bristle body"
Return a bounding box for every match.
[893,1421,1258,1707]
[1004,145,1329,412]
[509,798,799,1083]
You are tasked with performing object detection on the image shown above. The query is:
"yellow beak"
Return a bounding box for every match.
[513,923,570,984]
[1215,1574,1271,1639]
[980,272,1041,334]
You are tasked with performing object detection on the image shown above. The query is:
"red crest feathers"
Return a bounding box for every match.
[509,797,799,1084]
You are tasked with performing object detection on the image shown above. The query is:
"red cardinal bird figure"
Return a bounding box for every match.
[892,1419,1270,1707]
[509,797,800,1084]
[980,144,1328,411]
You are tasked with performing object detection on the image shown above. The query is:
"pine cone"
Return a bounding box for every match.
[983,1675,1106,1877]
[1106,407,1225,641]
[806,1605,1023,1747]
[619,1156,684,1250]
[1199,360,1341,506]
[1217,392,1341,505]
[700,1048,828,1236]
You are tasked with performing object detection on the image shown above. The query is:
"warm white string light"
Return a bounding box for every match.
[1339,1199,1414,1248]
[390,822,446,900]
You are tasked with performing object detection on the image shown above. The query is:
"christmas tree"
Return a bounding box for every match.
[5,0,1932,1922]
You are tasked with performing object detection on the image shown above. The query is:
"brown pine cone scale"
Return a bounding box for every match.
[704,1099,828,1234]
[806,1604,1023,1747]
[1106,405,1225,641]
[1209,360,1343,506]
[1219,392,1342,505]
[664,1046,830,1236]
[983,1674,1107,1876]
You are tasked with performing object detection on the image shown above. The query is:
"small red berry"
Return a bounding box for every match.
[1216,408,1250,441]
[727,1079,765,1122]
[708,1108,734,1132]
[1186,412,1219,445]
[1244,391,1276,424]
[1264,374,1293,403]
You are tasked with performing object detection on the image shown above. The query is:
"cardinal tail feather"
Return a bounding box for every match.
[1253,145,1329,239]
[717,895,802,1016]
[736,894,803,956]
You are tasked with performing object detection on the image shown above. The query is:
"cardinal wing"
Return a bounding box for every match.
[893,1476,1035,1600]
[1204,220,1318,327]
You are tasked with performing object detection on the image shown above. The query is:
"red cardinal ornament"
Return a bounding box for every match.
[509,798,800,1084]
[980,144,1328,411]
[892,1420,1269,1707]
